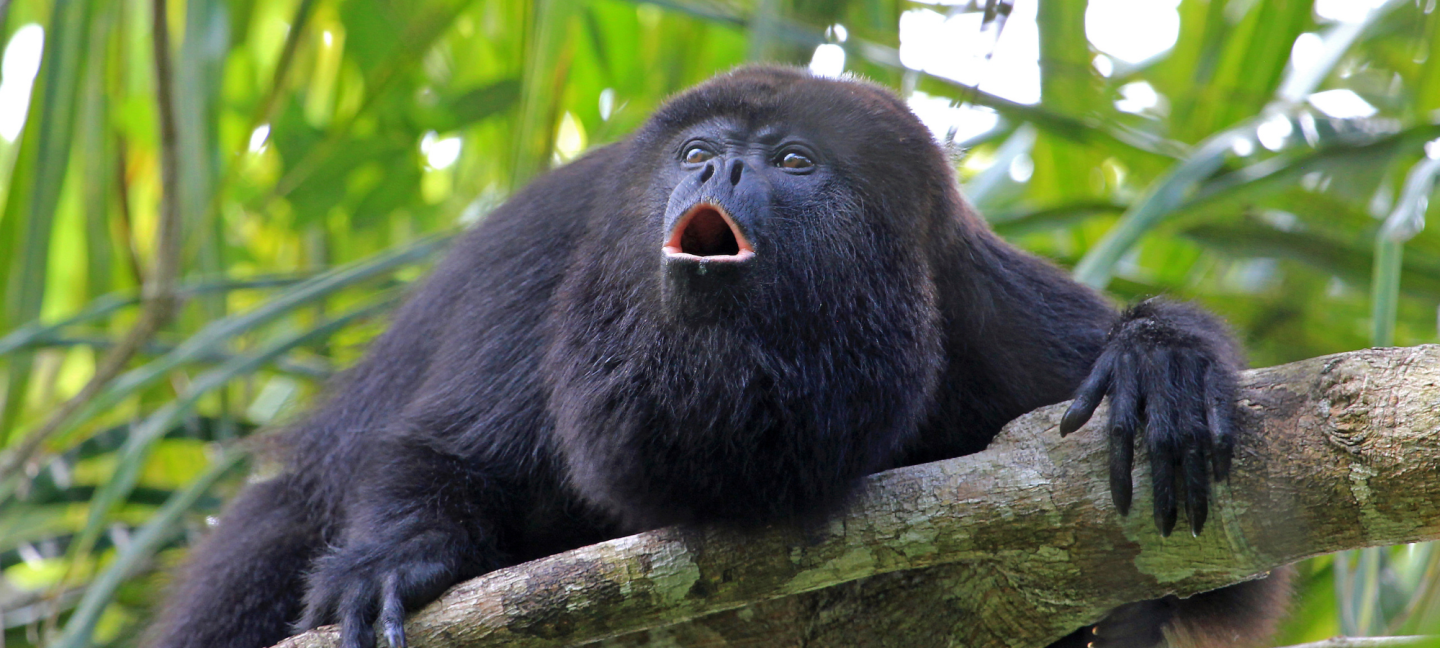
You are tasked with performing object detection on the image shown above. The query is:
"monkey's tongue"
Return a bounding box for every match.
[681,209,740,256]
[665,205,754,260]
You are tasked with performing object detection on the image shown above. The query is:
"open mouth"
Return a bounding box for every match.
[663,203,755,262]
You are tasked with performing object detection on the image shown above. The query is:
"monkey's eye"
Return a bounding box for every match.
[684,147,715,165]
[779,152,814,170]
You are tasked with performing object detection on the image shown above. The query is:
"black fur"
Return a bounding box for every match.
[145,67,1287,648]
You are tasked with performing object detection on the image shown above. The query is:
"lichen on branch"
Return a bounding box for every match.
[278,345,1440,648]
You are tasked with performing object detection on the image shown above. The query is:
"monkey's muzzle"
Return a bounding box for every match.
[663,203,755,262]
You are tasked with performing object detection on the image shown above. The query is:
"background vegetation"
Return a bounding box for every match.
[0,0,1436,645]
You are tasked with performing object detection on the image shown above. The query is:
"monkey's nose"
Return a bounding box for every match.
[726,158,745,186]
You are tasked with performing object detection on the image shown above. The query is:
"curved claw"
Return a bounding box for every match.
[1060,392,1101,437]
[1060,349,1115,437]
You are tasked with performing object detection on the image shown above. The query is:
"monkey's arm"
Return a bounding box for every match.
[1059,298,1242,537]
[298,432,510,648]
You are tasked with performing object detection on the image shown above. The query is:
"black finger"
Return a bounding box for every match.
[1181,402,1210,536]
[338,586,379,648]
[1180,357,1213,536]
[1182,441,1208,536]
[381,574,407,648]
[1149,439,1178,537]
[1061,348,1117,437]
[1144,350,1180,537]
[1106,352,1140,516]
[1205,364,1237,481]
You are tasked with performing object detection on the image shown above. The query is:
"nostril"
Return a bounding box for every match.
[728,159,744,186]
[699,163,715,183]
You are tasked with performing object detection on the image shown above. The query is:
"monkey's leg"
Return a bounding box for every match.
[145,475,324,648]
[1047,568,1293,648]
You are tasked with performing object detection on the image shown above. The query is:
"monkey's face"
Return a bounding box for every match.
[622,69,954,328]
[654,118,838,316]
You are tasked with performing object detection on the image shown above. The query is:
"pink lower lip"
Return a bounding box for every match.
[663,203,755,262]
[662,247,756,262]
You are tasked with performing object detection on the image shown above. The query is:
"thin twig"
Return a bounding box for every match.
[0,0,183,482]
[113,137,145,286]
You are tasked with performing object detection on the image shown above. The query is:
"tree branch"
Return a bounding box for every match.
[277,345,1440,648]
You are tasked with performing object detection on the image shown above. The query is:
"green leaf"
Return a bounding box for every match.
[1371,155,1440,346]
[40,236,448,448]
[0,0,101,443]
[1072,119,1256,288]
[510,0,579,188]
[0,275,311,358]
[65,294,398,574]
[1173,0,1314,142]
[52,446,246,648]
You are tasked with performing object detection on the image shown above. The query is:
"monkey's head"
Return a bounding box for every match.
[617,67,963,319]
[547,67,960,528]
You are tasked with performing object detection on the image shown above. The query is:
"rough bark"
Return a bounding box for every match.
[277,345,1440,648]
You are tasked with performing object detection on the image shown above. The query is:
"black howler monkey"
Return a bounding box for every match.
[146,67,1288,648]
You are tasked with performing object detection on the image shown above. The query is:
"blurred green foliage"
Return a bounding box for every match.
[0,0,1437,644]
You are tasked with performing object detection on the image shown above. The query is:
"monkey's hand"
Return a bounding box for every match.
[299,525,482,648]
[1057,298,1241,537]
